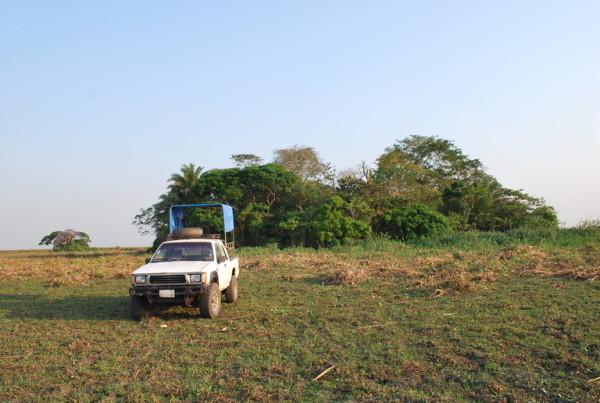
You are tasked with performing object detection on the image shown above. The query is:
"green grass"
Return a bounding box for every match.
[241,225,600,259]
[409,226,600,250]
[1,246,600,401]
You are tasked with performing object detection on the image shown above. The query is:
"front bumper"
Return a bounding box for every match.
[129,284,207,299]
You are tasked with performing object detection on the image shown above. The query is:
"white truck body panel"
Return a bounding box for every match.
[133,261,213,275]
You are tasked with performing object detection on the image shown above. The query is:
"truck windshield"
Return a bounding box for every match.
[151,242,214,262]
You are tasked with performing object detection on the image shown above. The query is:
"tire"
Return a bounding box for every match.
[171,227,203,239]
[130,296,151,321]
[224,276,238,303]
[199,283,221,318]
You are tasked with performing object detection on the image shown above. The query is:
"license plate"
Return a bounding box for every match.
[159,289,175,298]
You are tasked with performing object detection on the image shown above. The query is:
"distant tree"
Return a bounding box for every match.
[375,136,486,207]
[376,136,557,232]
[337,166,366,199]
[39,230,91,251]
[168,163,203,200]
[134,163,301,248]
[198,164,300,245]
[135,136,559,249]
[376,145,442,206]
[273,146,335,185]
[441,179,495,230]
[231,154,263,168]
[394,135,483,181]
[337,161,393,220]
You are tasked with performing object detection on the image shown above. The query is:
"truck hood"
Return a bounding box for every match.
[133,261,214,275]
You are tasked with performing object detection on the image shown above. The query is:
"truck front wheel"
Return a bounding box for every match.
[224,276,238,303]
[199,283,221,318]
[130,296,151,321]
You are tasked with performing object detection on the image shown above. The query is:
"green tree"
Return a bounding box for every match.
[308,196,372,247]
[168,163,203,200]
[231,154,263,168]
[378,136,557,232]
[135,137,559,249]
[376,146,442,206]
[39,230,91,251]
[441,179,495,230]
[135,163,302,248]
[390,135,483,181]
[375,136,485,207]
[197,164,300,245]
[280,196,371,247]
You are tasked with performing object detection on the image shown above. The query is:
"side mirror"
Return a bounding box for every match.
[145,257,151,264]
[217,255,227,264]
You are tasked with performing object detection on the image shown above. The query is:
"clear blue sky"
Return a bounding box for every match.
[1,1,599,249]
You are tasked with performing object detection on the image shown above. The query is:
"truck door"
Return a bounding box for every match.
[215,242,232,291]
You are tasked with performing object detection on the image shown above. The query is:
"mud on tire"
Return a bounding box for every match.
[224,276,238,303]
[199,282,221,318]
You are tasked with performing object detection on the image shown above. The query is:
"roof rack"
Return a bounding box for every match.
[168,203,235,250]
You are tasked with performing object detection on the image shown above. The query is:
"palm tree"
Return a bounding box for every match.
[168,163,203,201]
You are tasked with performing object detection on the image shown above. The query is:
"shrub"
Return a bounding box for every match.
[379,204,451,241]
[279,196,372,247]
[309,196,372,247]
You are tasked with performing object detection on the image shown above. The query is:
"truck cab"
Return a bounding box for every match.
[129,204,239,320]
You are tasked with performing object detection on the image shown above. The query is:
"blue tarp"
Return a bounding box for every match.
[169,203,234,234]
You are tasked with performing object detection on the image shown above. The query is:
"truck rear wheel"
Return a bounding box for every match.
[224,276,238,303]
[130,296,151,321]
[199,283,221,318]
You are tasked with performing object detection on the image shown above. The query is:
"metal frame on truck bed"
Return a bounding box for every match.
[168,203,235,250]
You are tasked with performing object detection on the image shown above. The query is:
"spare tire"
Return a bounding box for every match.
[172,227,204,239]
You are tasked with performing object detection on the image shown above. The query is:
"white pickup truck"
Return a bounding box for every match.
[129,235,239,320]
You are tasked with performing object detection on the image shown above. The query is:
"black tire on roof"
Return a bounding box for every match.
[171,227,204,239]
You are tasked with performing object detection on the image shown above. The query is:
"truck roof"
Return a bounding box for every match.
[161,239,223,245]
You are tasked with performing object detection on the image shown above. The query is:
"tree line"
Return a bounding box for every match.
[134,136,557,249]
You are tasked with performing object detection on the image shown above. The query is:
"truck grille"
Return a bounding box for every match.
[148,275,187,285]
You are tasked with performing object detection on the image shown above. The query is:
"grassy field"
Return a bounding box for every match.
[1,235,600,401]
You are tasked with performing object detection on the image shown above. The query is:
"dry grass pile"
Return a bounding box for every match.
[242,244,600,293]
[0,249,146,286]
[498,244,600,281]
[1,243,598,293]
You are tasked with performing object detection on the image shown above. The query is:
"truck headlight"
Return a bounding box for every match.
[134,275,146,284]
[190,273,207,283]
